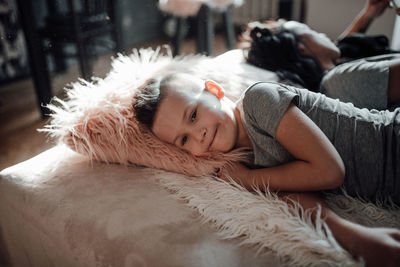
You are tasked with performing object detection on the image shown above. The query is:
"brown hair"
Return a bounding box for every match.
[132,78,162,129]
[133,73,204,129]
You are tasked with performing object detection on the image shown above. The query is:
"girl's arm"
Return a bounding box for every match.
[338,0,390,39]
[221,103,345,192]
[281,192,400,265]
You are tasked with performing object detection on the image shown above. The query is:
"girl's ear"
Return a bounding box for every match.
[204,80,225,99]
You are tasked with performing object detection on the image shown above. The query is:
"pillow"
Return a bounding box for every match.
[43,48,278,176]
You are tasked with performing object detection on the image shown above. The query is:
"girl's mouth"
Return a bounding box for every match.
[208,125,218,151]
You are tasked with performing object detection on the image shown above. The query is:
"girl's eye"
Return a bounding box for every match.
[181,135,188,146]
[190,110,197,122]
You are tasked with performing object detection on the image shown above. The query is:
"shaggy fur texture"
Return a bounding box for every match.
[155,171,355,266]
[154,169,400,266]
[156,171,400,266]
[42,48,276,176]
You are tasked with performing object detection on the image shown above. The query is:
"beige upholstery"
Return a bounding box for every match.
[0,145,279,266]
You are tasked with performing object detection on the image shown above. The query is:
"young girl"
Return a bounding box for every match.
[244,12,400,110]
[133,72,400,265]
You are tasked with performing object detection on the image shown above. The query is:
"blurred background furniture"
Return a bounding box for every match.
[39,0,122,80]
[174,4,236,56]
[13,0,124,118]
[159,0,243,56]
[164,0,307,56]
[232,0,305,25]
[16,0,52,117]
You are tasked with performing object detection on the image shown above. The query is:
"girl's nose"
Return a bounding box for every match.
[194,127,207,143]
[201,128,206,140]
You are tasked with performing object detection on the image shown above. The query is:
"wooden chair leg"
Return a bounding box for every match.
[51,41,68,72]
[68,0,92,80]
[110,0,123,53]
[16,0,52,118]
[196,5,206,54]
[197,4,214,55]
[173,17,186,56]
[204,5,214,56]
[80,44,92,81]
[223,5,235,50]
[76,39,92,81]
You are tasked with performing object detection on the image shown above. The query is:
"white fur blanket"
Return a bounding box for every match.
[43,48,400,266]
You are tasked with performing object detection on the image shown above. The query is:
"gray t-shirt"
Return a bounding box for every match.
[238,82,400,204]
[320,54,400,110]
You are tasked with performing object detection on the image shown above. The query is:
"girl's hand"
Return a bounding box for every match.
[278,192,400,266]
[348,225,400,266]
[218,162,250,185]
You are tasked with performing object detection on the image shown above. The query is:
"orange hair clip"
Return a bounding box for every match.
[205,80,225,99]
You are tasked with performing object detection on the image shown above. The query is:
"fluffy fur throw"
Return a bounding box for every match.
[43,48,276,176]
[155,170,400,266]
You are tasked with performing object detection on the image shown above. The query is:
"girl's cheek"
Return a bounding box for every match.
[190,145,204,157]
[185,142,196,156]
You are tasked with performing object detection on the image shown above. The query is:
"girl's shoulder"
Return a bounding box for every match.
[241,81,290,99]
[239,82,299,127]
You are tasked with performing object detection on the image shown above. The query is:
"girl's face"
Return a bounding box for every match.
[284,21,340,68]
[152,78,239,156]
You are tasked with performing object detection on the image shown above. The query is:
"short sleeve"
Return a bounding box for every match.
[242,82,298,138]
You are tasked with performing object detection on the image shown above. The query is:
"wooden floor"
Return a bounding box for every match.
[0,35,231,171]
